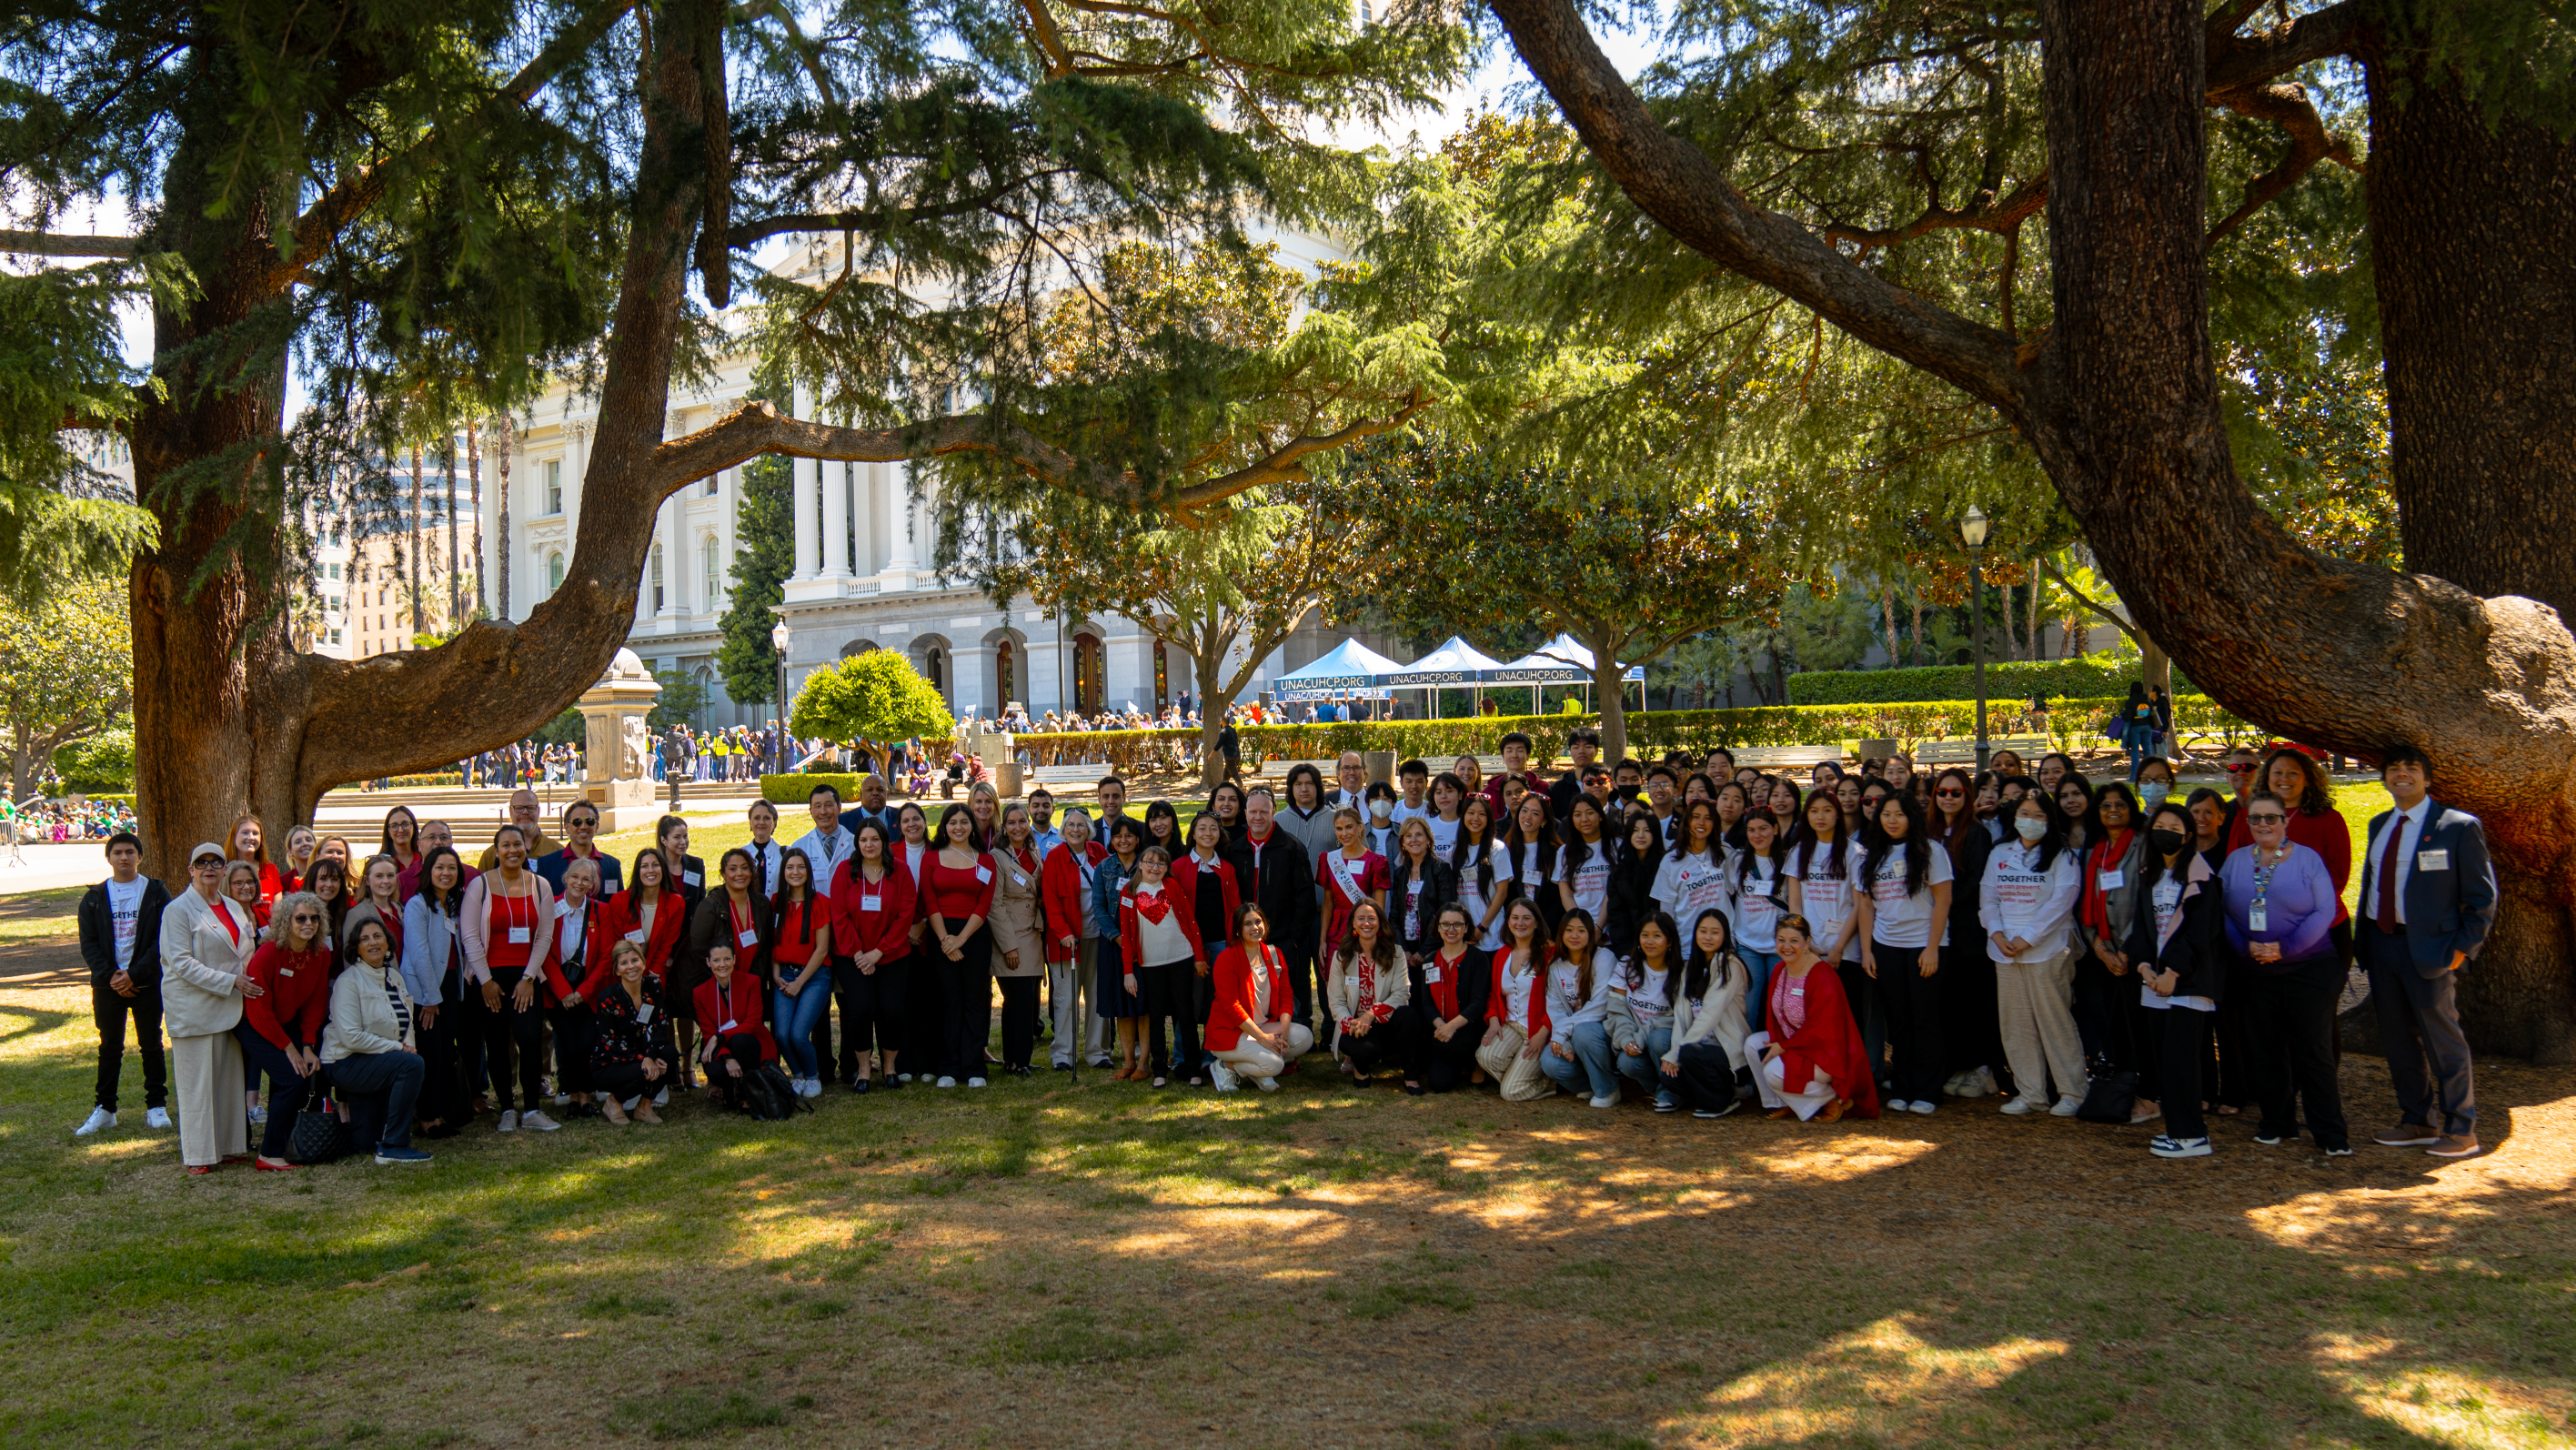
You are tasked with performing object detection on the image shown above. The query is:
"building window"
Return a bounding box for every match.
[1073,632,1104,714]
[327,595,341,611]
[650,543,665,610]
[701,534,721,610]
[544,458,563,515]
[546,550,566,594]
[328,629,342,645]
[327,563,341,579]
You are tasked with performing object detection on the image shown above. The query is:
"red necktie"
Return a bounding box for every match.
[2375,812,2408,933]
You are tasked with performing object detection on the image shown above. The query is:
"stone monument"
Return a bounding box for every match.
[579,647,663,832]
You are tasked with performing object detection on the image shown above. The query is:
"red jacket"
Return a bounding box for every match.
[691,972,777,1062]
[1204,941,1292,1051]
[242,941,332,1049]
[1040,841,1104,963]
[1763,962,1880,1118]
[829,866,916,966]
[1119,878,1206,973]
[541,897,615,1003]
[1485,948,1554,1037]
[1167,850,1243,952]
[601,888,688,978]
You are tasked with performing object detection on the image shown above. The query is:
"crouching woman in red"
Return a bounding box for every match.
[1203,903,1313,1091]
[691,941,779,1113]
[1745,914,1879,1123]
[591,940,677,1124]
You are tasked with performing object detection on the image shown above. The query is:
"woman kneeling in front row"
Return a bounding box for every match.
[692,941,779,1112]
[1745,914,1880,1122]
[1328,899,1417,1086]
[1204,903,1313,1091]
[592,940,678,1124]
[1660,909,1756,1119]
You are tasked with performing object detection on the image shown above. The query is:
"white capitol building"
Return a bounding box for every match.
[489,225,1368,730]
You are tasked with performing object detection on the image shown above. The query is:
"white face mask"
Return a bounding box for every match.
[1370,801,1392,821]
[2015,815,2048,842]
[2140,782,2171,809]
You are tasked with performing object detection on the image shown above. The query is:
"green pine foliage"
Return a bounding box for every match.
[715,449,794,707]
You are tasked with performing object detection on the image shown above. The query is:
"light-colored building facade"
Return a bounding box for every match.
[489,224,1361,730]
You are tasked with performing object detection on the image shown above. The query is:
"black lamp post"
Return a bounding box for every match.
[1958,504,1992,773]
[770,618,792,774]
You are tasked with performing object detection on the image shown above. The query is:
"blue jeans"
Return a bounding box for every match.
[2123,725,2151,780]
[326,1050,426,1151]
[1616,1022,1674,1101]
[1541,1021,1619,1098]
[775,976,833,1080]
[1739,948,1781,1029]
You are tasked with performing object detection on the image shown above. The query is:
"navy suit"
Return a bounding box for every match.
[2357,798,2498,1134]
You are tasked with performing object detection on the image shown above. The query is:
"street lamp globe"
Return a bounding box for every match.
[770,619,792,653]
[1958,503,1990,552]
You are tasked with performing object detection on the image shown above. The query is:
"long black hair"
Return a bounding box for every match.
[1684,906,1736,998]
[1731,807,1779,892]
[417,845,465,918]
[1858,790,1935,897]
[1787,790,1850,881]
[1628,909,1683,1002]
[2003,790,2072,872]
[2140,801,2199,892]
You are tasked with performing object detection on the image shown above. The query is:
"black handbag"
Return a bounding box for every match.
[2074,1068,2140,1124]
[288,1071,350,1163]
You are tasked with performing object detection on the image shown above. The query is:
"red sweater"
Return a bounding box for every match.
[241,941,332,1049]
[919,851,997,922]
[691,972,777,1062]
[1764,962,1880,1118]
[1040,841,1105,962]
[830,865,917,964]
[1204,942,1292,1051]
[1119,879,1207,972]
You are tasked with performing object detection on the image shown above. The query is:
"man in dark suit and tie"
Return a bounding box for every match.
[2358,745,2498,1159]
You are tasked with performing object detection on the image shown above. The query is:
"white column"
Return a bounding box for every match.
[853,461,879,578]
[790,382,819,581]
[884,458,920,579]
[820,453,853,582]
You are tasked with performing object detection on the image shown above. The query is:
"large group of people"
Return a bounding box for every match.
[71,728,2497,1171]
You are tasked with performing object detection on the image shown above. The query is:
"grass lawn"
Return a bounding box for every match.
[7,901,2576,1450]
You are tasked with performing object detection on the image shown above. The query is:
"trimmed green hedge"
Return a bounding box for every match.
[1786,656,2194,705]
[761,772,869,806]
[1015,696,2257,773]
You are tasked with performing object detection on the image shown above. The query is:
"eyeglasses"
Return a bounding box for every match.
[2247,813,2287,824]
[192,858,224,869]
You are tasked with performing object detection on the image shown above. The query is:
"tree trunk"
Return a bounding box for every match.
[1586,635,1630,763]
[2026,571,2041,661]
[468,421,486,618]
[493,414,512,619]
[445,435,461,629]
[1909,594,1924,666]
[2366,55,2576,621]
[1881,587,1897,667]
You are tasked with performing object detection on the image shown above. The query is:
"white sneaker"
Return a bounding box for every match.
[75,1107,115,1136]
[800,1077,822,1099]
[1208,1060,1240,1092]
[898,1072,916,1082]
[1588,1092,1620,1109]
[1973,1067,1999,1097]
[966,1076,987,1088]
[936,1076,958,1088]
[1907,1099,1936,1115]
[652,1088,669,1107]
[145,1106,171,1129]
[552,1093,571,1107]
[247,1103,267,1126]
[498,1110,520,1133]
[1254,1076,1280,1093]
[2051,1096,2084,1117]
[1999,1099,2033,1116]
[519,1110,560,1132]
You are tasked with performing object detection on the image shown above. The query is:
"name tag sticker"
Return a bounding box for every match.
[2419,849,2450,871]
[975,866,992,883]
[2098,869,2125,891]
[624,929,645,944]
[719,1018,738,1032]
[635,1003,654,1024]
[1425,965,1443,983]
[738,928,760,948]
[507,926,531,944]
[682,871,702,888]
[860,894,882,912]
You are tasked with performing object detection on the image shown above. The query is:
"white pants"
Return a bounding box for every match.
[1746,1031,1836,1120]
[174,1032,247,1167]
[1048,940,1102,1067]
[1474,1024,1555,1102]
[1213,1022,1316,1080]
[1996,950,2088,1107]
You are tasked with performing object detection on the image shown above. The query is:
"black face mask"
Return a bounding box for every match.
[2148,828,2189,858]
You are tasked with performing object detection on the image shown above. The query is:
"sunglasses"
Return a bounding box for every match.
[2225,763,2258,773]
[2247,813,2287,825]
[290,913,322,925]
[192,858,224,869]
[1935,788,1965,798]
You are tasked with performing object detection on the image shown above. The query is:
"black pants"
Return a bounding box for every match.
[93,982,166,1111]
[836,954,911,1076]
[1283,931,1324,1035]
[232,1023,318,1159]
[1412,1015,1480,1091]
[934,918,993,1080]
[481,969,547,1110]
[1940,937,2002,1078]
[548,1004,597,1096]
[1339,1003,1418,1077]
[1672,1040,1746,1113]
[997,976,1041,1069]
[1138,959,1202,1079]
[704,1031,770,1110]
[592,1059,668,1105]
[1872,938,1947,1104]
[2362,923,2478,1135]
[1836,959,1887,1081]
[2150,1006,2214,1141]
[2238,962,2349,1150]
[327,1050,424,1151]
[903,953,941,1076]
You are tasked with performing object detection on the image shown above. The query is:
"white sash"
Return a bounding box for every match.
[1328,851,1366,904]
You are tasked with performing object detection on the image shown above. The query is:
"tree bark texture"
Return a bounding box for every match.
[2365,57,2576,621]
[1492,0,2576,1057]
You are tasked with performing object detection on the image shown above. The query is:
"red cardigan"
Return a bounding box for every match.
[241,941,332,1049]
[1118,879,1206,972]
[1167,850,1243,949]
[1485,948,1554,1037]
[1204,941,1292,1051]
[1040,841,1104,963]
[691,972,777,1062]
[601,888,688,977]
[541,897,615,1003]
[829,866,916,965]
[1764,962,1880,1118]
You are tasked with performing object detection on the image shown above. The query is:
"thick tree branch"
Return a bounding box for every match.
[2205,0,2377,94]
[645,400,1131,500]
[1487,0,2032,426]
[2206,77,2362,243]
[1822,175,2049,256]
[1169,388,1435,509]
[0,230,139,257]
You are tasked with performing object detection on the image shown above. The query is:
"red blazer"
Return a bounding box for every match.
[829,866,916,965]
[1166,851,1243,952]
[1040,841,1104,963]
[1485,948,1555,1037]
[541,897,615,1003]
[1204,941,1291,1052]
[602,888,688,978]
[1118,879,1206,973]
[691,972,777,1062]
[1763,962,1880,1119]
[241,941,332,1049]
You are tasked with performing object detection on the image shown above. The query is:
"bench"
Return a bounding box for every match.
[1732,746,1848,770]
[1914,734,2052,765]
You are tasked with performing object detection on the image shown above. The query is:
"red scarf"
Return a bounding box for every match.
[1011,845,1039,878]
[2079,830,2134,935]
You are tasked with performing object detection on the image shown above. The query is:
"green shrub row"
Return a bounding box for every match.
[760,772,871,806]
[1786,656,2194,705]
